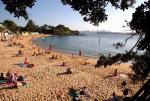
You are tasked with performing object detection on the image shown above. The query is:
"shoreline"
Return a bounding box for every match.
[31,34,98,65]
[32,34,108,59]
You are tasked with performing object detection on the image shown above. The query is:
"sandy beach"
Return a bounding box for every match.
[0,34,141,101]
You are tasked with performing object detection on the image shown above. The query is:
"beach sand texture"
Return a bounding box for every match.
[0,34,141,101]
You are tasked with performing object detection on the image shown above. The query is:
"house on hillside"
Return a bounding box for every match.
[0,30,14,40]
[0,24,15,40]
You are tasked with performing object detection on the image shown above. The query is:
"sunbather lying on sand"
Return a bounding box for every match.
[49,54,59,59]
[20,44,25,48]
[105,69,129,79]
[45,49,51,54]
[61,61,67,66]
[12,50,24,57]
[18,58,34,68]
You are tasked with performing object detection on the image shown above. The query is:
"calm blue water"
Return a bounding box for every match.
[33,32,139,58]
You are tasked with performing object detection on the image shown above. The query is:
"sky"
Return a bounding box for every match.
[0,0,147,32]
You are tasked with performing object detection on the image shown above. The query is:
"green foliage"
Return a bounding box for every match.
[1,0,135,25]
[1,0,36,19]
[3,20,18,33]
[0,23,5,32]
[54,24,72,35]
[38,24,53,34]
[25,20,37,32]
[1,19,78,35]
[38,24,79,35]
[61,0,135,26]
[130,1,150,51]
[129,1,150,81]
[0,27,4,32]
[96,0,150,81]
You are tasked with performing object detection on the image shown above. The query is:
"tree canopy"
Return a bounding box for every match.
[25,20,37,32]
[1,0,135,26]
[0,23,5,32]
[54,24,79,35]
[0,25,5,32]
[96,1,150,81]
[2,20,18,33]
[1,19,78,35]
[61,0,135,25]
[1,0,36,19]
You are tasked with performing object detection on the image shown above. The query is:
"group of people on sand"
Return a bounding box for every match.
[8,41,25,48]
[32,44,43,56]
[68,85,128,101]
[110,81,130,101]
[0,71,26,88]
[32,45,52,56]
[32,48,44,56]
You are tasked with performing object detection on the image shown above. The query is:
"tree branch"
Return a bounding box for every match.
[128,33,144,53]
[123,32,137,46]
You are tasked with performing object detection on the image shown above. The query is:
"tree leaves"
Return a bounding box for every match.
[61,0,135,25]
[1,0,36,19]
[25,20,37,32]
[3,20,18,33]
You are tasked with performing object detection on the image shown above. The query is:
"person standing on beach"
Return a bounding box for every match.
[33,44,36,49]
[49,44,52,50]
[38,48,40,54]
[79,50,82,56]
[113,69,118,76]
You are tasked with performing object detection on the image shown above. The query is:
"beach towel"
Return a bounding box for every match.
[18,63,28,67]
[0,81,28,89]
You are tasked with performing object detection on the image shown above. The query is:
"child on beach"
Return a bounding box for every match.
[24,58,29,64]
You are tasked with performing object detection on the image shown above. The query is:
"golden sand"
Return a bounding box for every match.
[0,34,141,101]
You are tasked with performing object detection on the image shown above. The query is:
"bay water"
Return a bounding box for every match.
[33,32,138,58]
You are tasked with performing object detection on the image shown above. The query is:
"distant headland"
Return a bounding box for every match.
[0,19,79,36]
